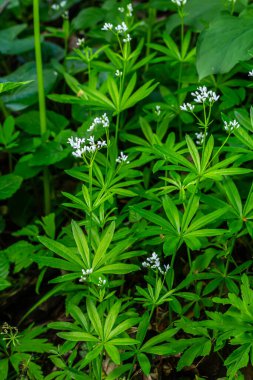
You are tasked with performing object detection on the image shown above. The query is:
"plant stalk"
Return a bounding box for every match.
[33,0,50,215]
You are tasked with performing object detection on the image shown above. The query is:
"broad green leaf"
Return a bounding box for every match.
[0,358,9,380]
[197,15,253,79]
[0,174,22,200]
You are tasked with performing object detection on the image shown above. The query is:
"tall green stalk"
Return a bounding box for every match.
[33,0,50,215]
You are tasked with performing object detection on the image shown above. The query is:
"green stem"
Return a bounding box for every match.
[33,0,50,214]
[115,112,120,148]
[208,134,230,168]
[88,160,94,253]
[145,7,156,72]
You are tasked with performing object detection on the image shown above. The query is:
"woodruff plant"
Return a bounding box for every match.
[2,0,253,379]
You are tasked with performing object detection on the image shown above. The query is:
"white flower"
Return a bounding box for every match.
[248,70,253,77]
[123,34,131,43]
[98,277,106,287]
[67,135,107,157]
[115,22,128,33]
[115,69,123,77]
[142,252,169,275]
[52,3,60,10]
[60,0,66,7]
[155,105,161,116]
[195,131,208,145]
[80,268,93,282]
[224,120,240,133]
[118,7,124,12]
[76,38,85,48]
[171,0,187,6]
[101,23,113,31]
[116,151,130,164]
[126,3,133,16]
[180,102,195,112]
[87,113,110,132]
[191,86,219,104]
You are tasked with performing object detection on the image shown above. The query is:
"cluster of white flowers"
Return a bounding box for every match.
[101,22,131,43]
[87,113,109,132]
[76,38,85,48]
[101,23,113,31]
[123,34,132,43]
[195,131,208,145]
[115,22,128,33]
[180,103,195,112]
[51,0,66,10]
[155,105,161,116]
[224,120,240,133]
[115,69,123,77]
[191,86,220,104]
[68,136,107,158]
[116,151,130,164]
[142,252,170,275]
[98,277,106,287]
[248,70,253,77]
[171,0,187,6]
[79,268,93,282]
[118,3,133,16]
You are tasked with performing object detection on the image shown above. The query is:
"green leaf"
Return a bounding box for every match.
[187,207,228,233]
[104,301,121,340]
[0,174,22,200]
[0,278,11,291]
[197,14,253,79]
[121,80,158,111]
[86,298,103,338]
[95,263,139,275]
[137,353,151,375]
[57,332,98,342]
[105,364,132,380]
[185,134,201,172]
[104,344,121,364]
[162,195,181,232]
[71,221,90,267]
[0,358,9,380]
[223,177,242,217]
[0,81,32,94]
[38,236,83,267]
[93,222,115,269]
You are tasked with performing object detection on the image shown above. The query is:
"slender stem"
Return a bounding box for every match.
[208,134,230,168]
[33,0,50,214]
[115,112,120,148]
[88,160,94,252]
[145,7,156,72]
